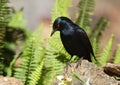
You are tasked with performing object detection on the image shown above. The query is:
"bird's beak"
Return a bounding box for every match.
[50,29,56,37]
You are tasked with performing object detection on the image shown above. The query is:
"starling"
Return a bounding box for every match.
[51,16,96,63]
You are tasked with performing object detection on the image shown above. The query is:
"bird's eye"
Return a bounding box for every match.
[57,23,63,28]
[57,24,60,28]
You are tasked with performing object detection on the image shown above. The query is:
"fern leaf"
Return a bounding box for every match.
[51,0,72,23]
[5,8,30,41]
[91,38,99,64]
[113,44,120,64]
[92,38,98,56]
[14,24,45,84]
[76,0,95,33]
[71,72,84,84]
[0,28,5,75]
[0,0,12,75]
[14,40,36,83]
[40,45,66,85]
[90,17,109,39]
[42,1,73,83]
[0,28,5,45]
[99,34,114,66]
[8,8,27,29]
[49,36,70,60]
[29,61,44,85]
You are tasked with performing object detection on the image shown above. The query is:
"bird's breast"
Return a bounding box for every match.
[60,32,78,54]
[60,31,73,42]
[60,30,85,56]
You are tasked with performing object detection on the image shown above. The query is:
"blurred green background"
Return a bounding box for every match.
[10,0,120,56]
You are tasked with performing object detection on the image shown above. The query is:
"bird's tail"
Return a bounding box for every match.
[92,53,97,61]
[91,53,101,65]
[84,54,92,62]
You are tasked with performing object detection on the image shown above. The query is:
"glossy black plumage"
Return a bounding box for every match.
[51,16,96,62]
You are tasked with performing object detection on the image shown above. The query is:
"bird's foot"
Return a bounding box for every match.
[75,57,83,68]
[62,62,72,77]
[64,62,72,73]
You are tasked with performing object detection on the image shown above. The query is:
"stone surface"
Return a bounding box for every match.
[55,60,119,85]
[103,63,120,77]
[0,76,23,85]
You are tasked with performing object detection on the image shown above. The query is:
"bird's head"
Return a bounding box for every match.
[50,16,72,36]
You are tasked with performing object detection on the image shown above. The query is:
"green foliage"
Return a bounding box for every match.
[1,0,120,84]
[3,9,29,76]
[99,34,114,66]
[29,61,44,85]
[91,38,99,63]
[76,0,95,33]
[35,0,73,84]
[14,24,45,84]
[51,0,72,23]
[90,17,109,65]
[8,8,27,29]
[71,72,84,84]
[49,35,70,60]
[6,54,18,76]
[0,0,29,76]
[0,0,12,75]
[7,8,30,42]
[91,38,98,57]
[90,17,109,39]
[5,9,29,76]
[113,44,120,64]
[40,46,66,85]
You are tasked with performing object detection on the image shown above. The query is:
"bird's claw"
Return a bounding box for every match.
[75,57,83,68]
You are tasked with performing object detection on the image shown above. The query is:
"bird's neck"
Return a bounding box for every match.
[61,27,74,36]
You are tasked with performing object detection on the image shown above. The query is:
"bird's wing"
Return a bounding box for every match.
[75,27,95,58]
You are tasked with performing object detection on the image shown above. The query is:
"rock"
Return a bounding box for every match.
[55,60,119,85]
[103,63,120,77]
[0,76,23,85]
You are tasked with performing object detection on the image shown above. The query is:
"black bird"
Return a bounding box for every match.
[51,16,96,63]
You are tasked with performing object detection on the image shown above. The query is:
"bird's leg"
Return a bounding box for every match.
[66,62,72,69]
[75,57,83,68]
[64,57,72,73]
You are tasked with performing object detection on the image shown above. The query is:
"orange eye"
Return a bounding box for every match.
[57,24,60,28]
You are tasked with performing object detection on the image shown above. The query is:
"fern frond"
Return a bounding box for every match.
[29,61,44,85]
[8,8,27,29]
[14,24,45,84]
[40,45,66,85]
[4,8,30,77]
[35,34,69,85]
[40,33,70,84]
[0,28,5,75]
[113,44,120,64]
[51,0,72,23]
[6,54,18,76]
[14,38,37,83]
[7,8,30,42]
[76,0,95,33]
[91,38,99,63]
[71,72,84,84]
[0,28,5,45]
[99,34,114,66]
[92,38,98,56]
[0,0,12,75]
[49,35,70,60]
[90,17,109,39]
